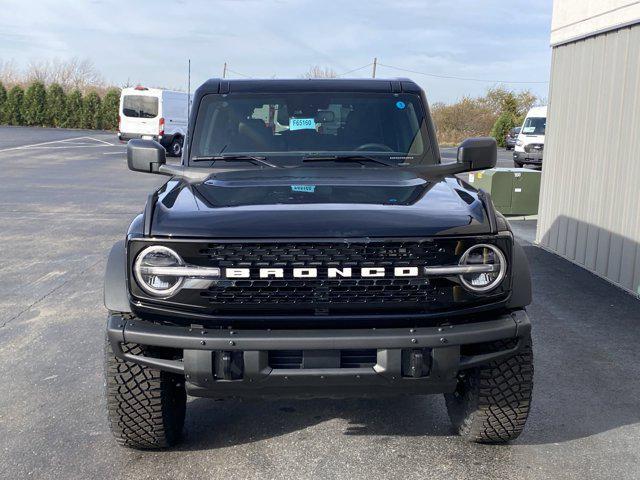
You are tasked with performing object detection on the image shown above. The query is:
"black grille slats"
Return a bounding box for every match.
[197,241,453,309]
[340,349,377,368]
[268,350,377,369]
[202,278,435,305]
[199,242,453,268]
[268,350,303,369]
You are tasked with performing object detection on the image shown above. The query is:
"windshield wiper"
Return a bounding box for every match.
[301,154,396,167]
[191,155,278,168]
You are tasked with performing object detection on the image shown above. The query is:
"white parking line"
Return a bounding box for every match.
[81,136,116,146]
[0,135,122,153]
[0,136,89,153]
[17,144,124,149]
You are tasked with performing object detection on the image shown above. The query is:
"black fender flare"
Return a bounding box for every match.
[507,240,532,309]
[104,240,132,313]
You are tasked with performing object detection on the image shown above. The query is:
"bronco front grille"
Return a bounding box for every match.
[197,241,455,311]
[128,238,512,316]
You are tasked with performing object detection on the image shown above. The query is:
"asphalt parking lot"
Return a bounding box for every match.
[1,126,639,480]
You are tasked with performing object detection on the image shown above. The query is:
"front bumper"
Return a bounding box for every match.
[513,150,543,165]
[107,310,530,398]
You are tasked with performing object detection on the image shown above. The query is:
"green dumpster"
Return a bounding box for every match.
[466,168,541,216]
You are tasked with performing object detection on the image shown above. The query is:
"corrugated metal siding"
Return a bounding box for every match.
[536,23,640,297]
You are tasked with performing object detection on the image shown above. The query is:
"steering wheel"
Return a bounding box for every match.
[354,143,394,152]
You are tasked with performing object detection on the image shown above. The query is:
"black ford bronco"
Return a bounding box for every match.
[104,78,533,449]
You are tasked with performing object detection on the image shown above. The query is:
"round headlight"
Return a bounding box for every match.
[134,245,185,297]
[458,244,507,292]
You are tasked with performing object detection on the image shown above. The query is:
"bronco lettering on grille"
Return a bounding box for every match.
[225,267,420,279]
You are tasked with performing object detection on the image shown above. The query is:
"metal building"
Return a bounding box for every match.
[536,0,640,297]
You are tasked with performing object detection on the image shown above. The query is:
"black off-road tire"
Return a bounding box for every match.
[104,339,186,449]
[444,336,533,444]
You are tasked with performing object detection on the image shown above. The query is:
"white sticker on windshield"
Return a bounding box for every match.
[289,118,316,131]
[522,126,535,133]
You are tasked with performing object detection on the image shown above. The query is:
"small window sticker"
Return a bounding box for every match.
[291,185,315,193]
[289,118,316,131]
[395,101,406,110]
[522,126,535,133]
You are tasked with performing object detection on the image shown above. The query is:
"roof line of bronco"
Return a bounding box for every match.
[197,78,423,95]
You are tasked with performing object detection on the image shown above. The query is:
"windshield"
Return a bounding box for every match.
[521,116,546,135]
[190,92,436,166]
[122,95,158,118]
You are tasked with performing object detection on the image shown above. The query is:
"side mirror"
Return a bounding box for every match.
[457,137,497,172]
[127,139,166,173]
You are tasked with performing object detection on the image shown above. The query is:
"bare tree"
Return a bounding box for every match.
[26,59,51,84]
[56,58,104,90]
[25,57,105,91]
[0,59,20,85]
[302,65,337,79]
[483,86,538,118]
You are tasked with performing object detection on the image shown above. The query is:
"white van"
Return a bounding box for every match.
[118,87,190,157]
[513,105,547,168]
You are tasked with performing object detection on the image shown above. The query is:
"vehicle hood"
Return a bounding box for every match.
[150,167,491,238]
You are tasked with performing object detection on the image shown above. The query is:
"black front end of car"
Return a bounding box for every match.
[106,229,531,399]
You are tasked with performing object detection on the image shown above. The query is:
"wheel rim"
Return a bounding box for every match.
[173,142,181,155]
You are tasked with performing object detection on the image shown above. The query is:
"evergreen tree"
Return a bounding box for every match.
[46,83,67,127]
[500,93,519,117]
[490,111,517,147]
[100,88,121,130]
[5,85,25,125]
[23,81,48,126]
[64,89,83,128]
[0,82,7,124]
[82,91,102,129]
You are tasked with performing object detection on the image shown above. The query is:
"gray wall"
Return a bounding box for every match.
[536,23,640,297]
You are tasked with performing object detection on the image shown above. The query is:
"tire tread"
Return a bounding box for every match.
[104,339,185,449]
[445,337,533,443]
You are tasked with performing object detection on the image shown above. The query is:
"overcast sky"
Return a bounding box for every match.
[1,0,552,103]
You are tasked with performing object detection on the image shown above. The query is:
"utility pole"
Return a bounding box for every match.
[185,58,191,160]
[372,57,377,78]
[187,59,191,119]
[222,62,227,79]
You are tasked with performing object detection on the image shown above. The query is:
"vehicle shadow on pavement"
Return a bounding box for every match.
[178,395,451,451]
[511,245,640,446]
